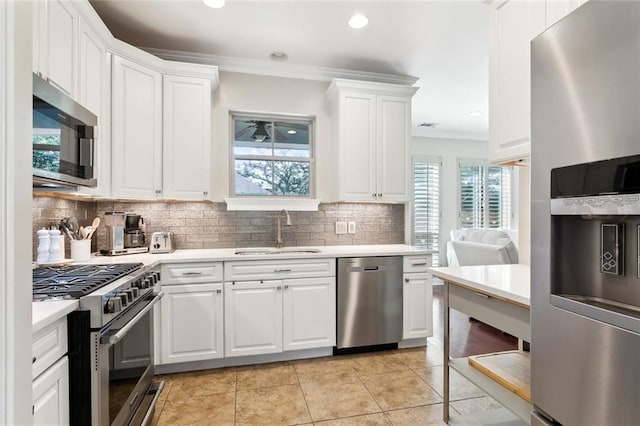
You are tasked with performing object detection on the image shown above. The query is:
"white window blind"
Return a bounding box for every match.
[458,159,513,229]
[412,156,441,266]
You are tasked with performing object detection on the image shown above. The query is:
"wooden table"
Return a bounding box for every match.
[428,264,531,425]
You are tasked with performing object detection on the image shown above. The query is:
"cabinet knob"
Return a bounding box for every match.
[284,285,289,289]
[155,190,161,195]
[377,193,383,197]
[276,286,282,291]
[405,278,410,283]
[203,191,208,196]
[216,289,222,294]
[32,356,37,364]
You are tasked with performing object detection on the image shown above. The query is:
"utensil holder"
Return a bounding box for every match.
[70,239,91,262]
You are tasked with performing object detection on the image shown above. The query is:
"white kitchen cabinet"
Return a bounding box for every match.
[402,255,433,340]
[32,356,69,426]
[283,277,335,351]
[546,0,587,29]
[161,283,224,364]
[224,280,283,357]
[77,15,111,197]
[33,0,79,97]
[162,74,212,200]
[488,0,545,164]
[111,55,163,199]
[327,79,418,202]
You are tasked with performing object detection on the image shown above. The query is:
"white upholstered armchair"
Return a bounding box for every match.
[446,229,519,267]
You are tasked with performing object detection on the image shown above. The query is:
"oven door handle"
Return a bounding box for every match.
[104,292,164,345]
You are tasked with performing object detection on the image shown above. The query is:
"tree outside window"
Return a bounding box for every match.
[231,114,313,197]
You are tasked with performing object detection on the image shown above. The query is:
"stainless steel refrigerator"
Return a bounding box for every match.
[531,1,640,425]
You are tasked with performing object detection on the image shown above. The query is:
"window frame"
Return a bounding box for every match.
[229,111,316,198]
[411,155,442,266]
[457,158,514,230]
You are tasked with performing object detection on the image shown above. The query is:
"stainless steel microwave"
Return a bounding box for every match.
[33,74,97,188]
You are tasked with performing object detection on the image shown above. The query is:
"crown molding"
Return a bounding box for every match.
[143,47,419,86]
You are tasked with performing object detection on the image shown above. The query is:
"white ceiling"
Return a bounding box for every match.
[90,0,489,141]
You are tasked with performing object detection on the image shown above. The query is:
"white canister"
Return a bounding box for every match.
[70,239,91,262]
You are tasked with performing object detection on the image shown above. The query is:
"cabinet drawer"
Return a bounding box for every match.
[33,318,68,379]
[161,262,223,284]
[225,258,336,281]
[403,255,432,273]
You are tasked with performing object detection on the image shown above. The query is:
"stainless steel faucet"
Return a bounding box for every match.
[276,209,292,248]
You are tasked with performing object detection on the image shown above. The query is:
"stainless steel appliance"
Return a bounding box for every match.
[336,256,402,351]
[532,2,640,424]
[149,232,174,254]
[33,263,164,425]
[32,74,97,188]
[101,212,149,256]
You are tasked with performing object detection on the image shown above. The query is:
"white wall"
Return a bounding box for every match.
[412,136,488,265]
[211,72,331,201]
[1,1,33,423]
[518,166,530,264]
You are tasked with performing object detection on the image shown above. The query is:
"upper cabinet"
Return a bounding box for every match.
[33,0,79,97]
[489,0,587,164]
[162,72,213,200]
[110,46,218,200]
[111,55,163,199]
[326,79,418,202]
[488,0,545,164]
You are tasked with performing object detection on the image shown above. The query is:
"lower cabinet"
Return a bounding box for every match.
[283,277,336,351]
[402,272,434,340]
[160,283,224,364]
[32,356,69,426]
[225,277,336,357]
[224,280,283,357]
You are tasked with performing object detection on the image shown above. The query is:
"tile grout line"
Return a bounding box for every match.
[292,361,314,424]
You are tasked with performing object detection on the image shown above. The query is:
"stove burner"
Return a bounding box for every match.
[32,263,143,300]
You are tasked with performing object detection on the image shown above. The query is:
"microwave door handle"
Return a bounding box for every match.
[102,292,164,345]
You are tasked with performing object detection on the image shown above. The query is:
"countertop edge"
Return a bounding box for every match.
[32,300,79,333]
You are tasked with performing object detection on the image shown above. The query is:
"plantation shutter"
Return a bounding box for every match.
[459,160,513,229]
[412,156,440,266]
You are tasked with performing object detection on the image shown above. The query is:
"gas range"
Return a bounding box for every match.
[32,263,161,328]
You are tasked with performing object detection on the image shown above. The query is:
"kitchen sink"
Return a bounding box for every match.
[234,248,322,255]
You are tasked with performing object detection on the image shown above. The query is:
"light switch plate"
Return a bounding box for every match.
[335,221,347,234]
[347,221,356,234]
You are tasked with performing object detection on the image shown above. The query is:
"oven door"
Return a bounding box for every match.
[96,292,163,426]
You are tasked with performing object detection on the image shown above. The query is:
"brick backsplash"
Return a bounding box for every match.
[32,196,405,255]
[32,196,99,258]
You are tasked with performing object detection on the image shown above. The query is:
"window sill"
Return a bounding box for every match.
[224,198,320,211]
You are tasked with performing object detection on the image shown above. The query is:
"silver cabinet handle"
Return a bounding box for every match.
[274,268,292,273]
[216,289,222,294]
[377,193,382,197]
[276,286,282,291]
[474,292,490,299]
[405,278,410,283]
[284,284,289,289]
[412,262,428,266]
[182,271,203,276]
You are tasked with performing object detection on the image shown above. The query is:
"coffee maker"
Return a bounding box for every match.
[100,212,149,255]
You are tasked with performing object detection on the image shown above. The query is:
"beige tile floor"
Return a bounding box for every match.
[151,344,501,425]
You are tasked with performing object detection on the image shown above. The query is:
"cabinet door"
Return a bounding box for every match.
[77,17,110,197]
[283,277,335,351]
[32,356,70,426]
[489,0,545,163]
[162,74,212,200]
[111,55,162,199]
[224,281,282,357]
[161,283,224,364]
[402,273,433,340]
[338,93,376,201]
[377,95,411,201]
[41,0,78,96]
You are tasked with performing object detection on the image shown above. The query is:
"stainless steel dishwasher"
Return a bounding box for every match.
[336,256,403,350]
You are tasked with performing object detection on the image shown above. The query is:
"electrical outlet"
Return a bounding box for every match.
[347,221,356,234]
[335,221,347,235]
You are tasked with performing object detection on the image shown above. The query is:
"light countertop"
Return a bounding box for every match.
[428,264,530,307]
[34,244,433,331]
[33,300,79,333]
[80,244,434,267]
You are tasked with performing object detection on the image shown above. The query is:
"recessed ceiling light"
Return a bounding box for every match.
[287,129,297,135]
[469,111,482,117]
[348,14,368,29]
[270,51,288,61]
[202,0,225,9]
